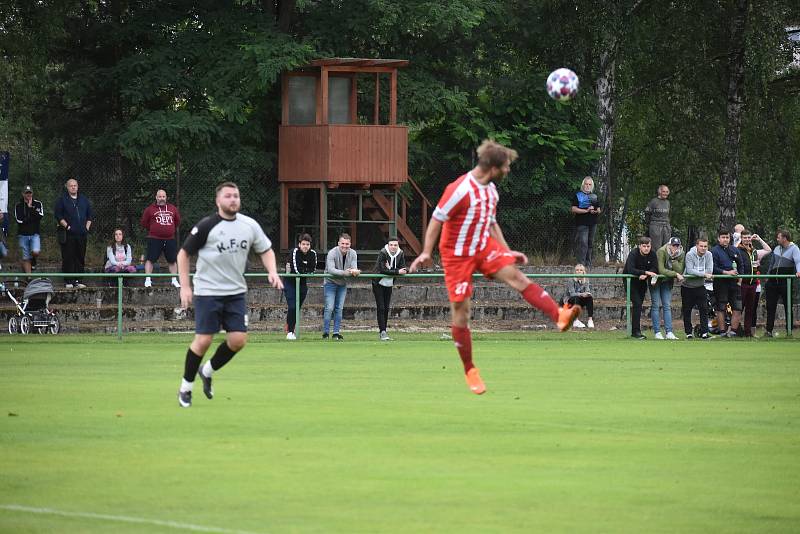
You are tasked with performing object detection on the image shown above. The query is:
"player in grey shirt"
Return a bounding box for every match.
[176,182,283,408]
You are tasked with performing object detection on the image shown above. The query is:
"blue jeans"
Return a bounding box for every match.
[18,234,41,260]
[323,282,348,334]
[649,281,674,334]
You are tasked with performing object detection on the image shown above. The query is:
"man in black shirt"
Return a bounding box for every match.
[623,236,659,339]
[14,185,44,273]
[284,233,317,340]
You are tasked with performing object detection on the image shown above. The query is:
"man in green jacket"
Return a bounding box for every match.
[651,237,685,339]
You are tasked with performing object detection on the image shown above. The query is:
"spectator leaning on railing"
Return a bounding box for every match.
[322,233,360,340]
[652,237,685,340]
[736,230,770,337]
[762,228,800,338]
[682,237,714,339]
[283,233,317,341]
[710,228,743,337]
[623,236,658,340]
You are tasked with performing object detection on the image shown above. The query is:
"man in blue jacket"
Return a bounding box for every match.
[54,178,94,288]
[710,229,742,337]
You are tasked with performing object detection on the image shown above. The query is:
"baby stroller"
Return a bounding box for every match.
[6,278,61,335]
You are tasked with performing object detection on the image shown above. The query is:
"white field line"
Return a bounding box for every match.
[0,504,262,534]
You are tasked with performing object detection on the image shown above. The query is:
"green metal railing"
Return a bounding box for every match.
[0,272,795,340]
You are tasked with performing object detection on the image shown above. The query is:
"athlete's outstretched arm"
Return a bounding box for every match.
[259,249,284,290]
[490,222,527,265]
[409,218,443,272]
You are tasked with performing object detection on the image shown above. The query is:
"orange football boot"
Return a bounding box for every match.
[465,367,486,395]
[556,303,582,332]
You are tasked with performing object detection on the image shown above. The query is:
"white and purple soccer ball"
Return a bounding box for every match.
[546,68,579,102]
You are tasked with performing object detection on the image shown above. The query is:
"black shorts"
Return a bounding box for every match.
[712,280,743,312]
[146,238,178,263]
[194,293,248,334]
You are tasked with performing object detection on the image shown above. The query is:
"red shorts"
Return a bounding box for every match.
[441,237,517,302]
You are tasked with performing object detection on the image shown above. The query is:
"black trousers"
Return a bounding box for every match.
[765,280,789,333]
[563,295,593,317]
[284,279,309,333]
[630,280,647,335]
[61,233,87,284]
[372,282,393,332]
[681,285,709,335]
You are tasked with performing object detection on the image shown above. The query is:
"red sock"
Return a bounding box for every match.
[451,325,474,373]
[521,283,559,322]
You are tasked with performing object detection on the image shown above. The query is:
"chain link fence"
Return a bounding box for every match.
[2,147,608,271]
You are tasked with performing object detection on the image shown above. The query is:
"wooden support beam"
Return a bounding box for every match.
[374,73,380,125]
[320,67,329,125]
[390,69,398,125]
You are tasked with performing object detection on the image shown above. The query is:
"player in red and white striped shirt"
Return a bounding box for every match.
[410,140,581,395]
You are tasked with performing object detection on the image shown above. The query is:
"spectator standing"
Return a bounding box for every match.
[54,178,93,288]
[710,229,743,337]
[746,232,771,331]
[763,229,800,337]
[104,228,137,275]
[732,223,745,248]
[652,237,685,340]
[623,236,659,339]
[284,233,317,340]
[323,233,360,340]
[644,185,671,251]
[682,238,714,339]
[14,185,44,273]
[140,189,181,288]
[736,230,770,337]
[571,176,602,267]
[561,263,594,329]
[372,237,407,341]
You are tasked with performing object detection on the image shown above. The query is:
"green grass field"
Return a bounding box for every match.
[1,332,799,533]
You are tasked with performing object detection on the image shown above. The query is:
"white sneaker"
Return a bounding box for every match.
[572,319,586,328]
[665,332,678,340]
[286,332,296,340]
[654,332,665,340]
[75,283,86,289]
[144,277,152,288]
[65,283,74,289]
[587,318,594,328]
[171,277,181,288]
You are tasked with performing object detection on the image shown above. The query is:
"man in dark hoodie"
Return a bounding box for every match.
[284,233,317,340]
[54,178,93,288]
[623,236,659,339]
[14,185,44,273]
[372,237,407,341]
[710,228,743,337]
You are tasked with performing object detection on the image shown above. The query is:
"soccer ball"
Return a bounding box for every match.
[546,68,579,102]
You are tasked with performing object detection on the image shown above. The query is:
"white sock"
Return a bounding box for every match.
[180,378,194,392]
[202,361,214,377]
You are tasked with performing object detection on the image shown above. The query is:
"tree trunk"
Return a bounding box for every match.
[594,36,618,260]
[718,0,749,232]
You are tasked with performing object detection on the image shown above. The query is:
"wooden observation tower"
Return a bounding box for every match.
[278,57,431,255]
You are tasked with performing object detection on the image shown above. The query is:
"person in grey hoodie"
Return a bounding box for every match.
[323,233,360,340]
[644,184,671,251]
[681,237,714,338]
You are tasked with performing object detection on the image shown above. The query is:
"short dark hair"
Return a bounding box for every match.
[338,233,351,242]
[298,233,312,244]
[718,228,730,237]
[215,181,239,195]
[638,236,651,245]
[777,228,792,241]
[387,236,399,243]
[696,237,709,244]
[741,230,752,237]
